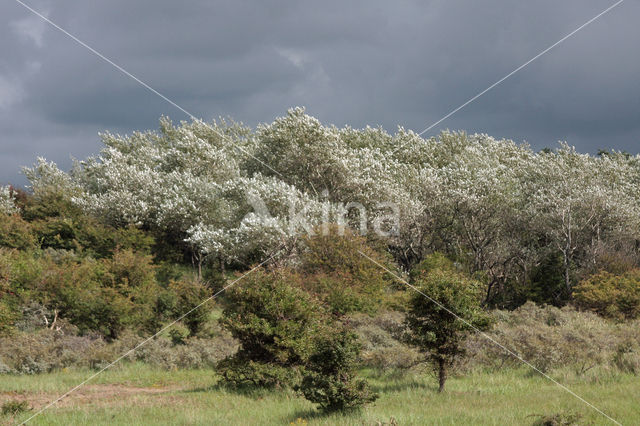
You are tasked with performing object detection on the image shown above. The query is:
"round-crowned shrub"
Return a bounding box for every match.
[298,326,378,411]
[217,269,321,388]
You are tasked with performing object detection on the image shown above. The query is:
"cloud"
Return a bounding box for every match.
[276,48,307,70]
[0,74,23,108]
[10,12,49,48]
[0,0,639,186]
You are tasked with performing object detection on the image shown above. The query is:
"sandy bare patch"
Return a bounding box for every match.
[0,383,185,411]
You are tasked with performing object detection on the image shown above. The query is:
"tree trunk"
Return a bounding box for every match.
[438,358,447,393]
[563,250,571,294]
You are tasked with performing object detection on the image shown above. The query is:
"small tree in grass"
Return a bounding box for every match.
[218,266,377,412]
[298,325,378,412]
[217,268,321,388]
[405,255,491,392]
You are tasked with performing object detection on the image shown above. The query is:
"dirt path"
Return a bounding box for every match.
[0,383,185,410]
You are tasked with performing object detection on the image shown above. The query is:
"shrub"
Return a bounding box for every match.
[298,325,378,412]
[168,279,213,336]
[218,269,322,388]
[0,326,237,374]
[12,249,174,339]
[36,256,132,339]
[0,213,36,250]
[81,223,155,258]
[299,228,393,315]
[0,255,19,336]
[21,191,78,222]
[350,311,421,370]
[0,360,14,374]
[613,339,640,374]
[0,329,104,373]
[406,255,491,392]
[466,302,632,375]
[136,335,237,370]
[573,270,640,320]
[0,301,18,337]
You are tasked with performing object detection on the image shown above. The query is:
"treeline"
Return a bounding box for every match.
[5,108,640,308]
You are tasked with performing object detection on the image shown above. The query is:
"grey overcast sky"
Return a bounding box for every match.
[1,0,639,185]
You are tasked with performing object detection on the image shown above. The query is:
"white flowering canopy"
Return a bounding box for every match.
[20,108,640,290]
[0,185,17,215]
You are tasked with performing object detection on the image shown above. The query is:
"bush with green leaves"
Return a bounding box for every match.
[405,255,491,392]
[0,253,19,336]
[0,213,37,251]
[298,325,378,411]
[0,248,174,339]
[573,270,640,320]
[299,228,392,315]
[0,301,17,337]
[168,279,213,336]
[217,269,321,388]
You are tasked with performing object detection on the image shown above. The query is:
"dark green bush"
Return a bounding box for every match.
[218,269,321,388]
[169,279,213,336]
[298,326,378,411]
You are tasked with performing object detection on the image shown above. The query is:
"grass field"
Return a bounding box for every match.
[1,363,637,425]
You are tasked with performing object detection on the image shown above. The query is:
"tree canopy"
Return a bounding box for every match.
[19,108,640,307]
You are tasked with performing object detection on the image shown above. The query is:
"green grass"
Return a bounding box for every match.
[1,363,637,425]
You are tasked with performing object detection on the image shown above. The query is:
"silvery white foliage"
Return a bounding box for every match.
[24,109,640,299]
[0,185,17,215]
[408,132,535,287]
[67,114,337,263]
[524,144,640,290]
[185,174,336,263]
[72,118,246,229]
[251,107,349,197]
[23,157,80,198]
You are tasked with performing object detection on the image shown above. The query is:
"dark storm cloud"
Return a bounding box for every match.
[1,0,639,185]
